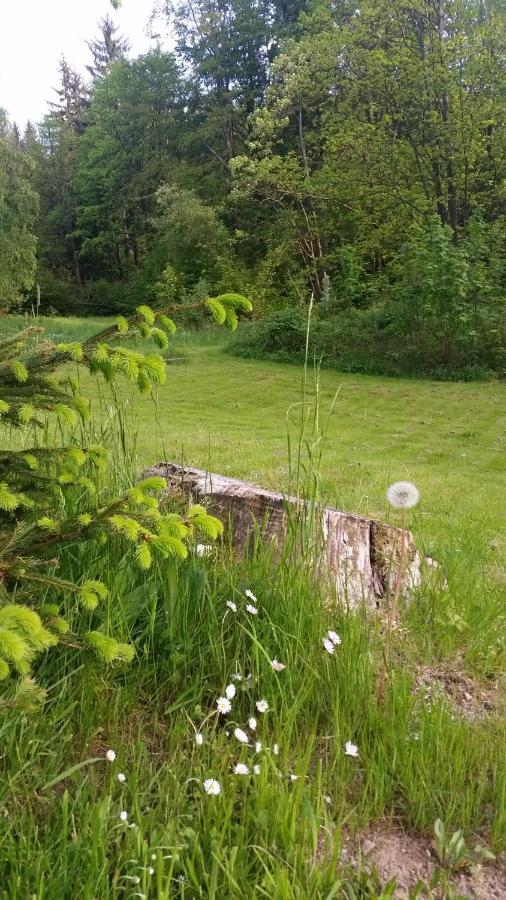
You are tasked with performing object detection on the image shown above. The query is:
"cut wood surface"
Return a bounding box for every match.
[146,463,426,610]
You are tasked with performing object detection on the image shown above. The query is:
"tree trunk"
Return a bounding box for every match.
[144,463,429,612]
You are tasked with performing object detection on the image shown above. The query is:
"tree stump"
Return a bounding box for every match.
[145,463,425,611]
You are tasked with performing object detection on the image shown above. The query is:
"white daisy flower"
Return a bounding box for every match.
[234,763,249,775]
[105,749,116,762]
[255,741,262,753]
[245,589,257,602]
[225,683,236,700]
[327,631,341,646]
[203,778,221,795]
[195,733,204,746]
[271,659,286,671]
[386,481,420,510]
[345,741,359,757]
[246,604,258,615]
[256,699,269,713]
[253,764,261,775]
[248,717,257,731]
[119,810,128,821]
[272,743,279,755]
[234,727,249,744]
[323,637,335,654]
[216,697,232,715]
[196,543,212,556]
[226,600,237,612]
[117,772,126,783]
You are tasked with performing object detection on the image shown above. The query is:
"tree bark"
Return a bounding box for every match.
[144,463,428,612]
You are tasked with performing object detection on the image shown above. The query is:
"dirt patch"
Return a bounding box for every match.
[412,665,503,722]
[340,823,505,899]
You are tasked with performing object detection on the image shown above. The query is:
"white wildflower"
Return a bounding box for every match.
[255,741,262,753]
[271,659,286,672]
[327,631,341,646]
[323,637,335,654]
[386,481,420,510]
[256,699,269,713]
[290,774,299,782]
[231,672,242,681]
[119,810,128,821]
[148,867,155,876]
[196,543,212,556]
[105,749,116,762]
[272,743,279,755]
[203,778,221,795]
[345,741,359,757]
[226,600,237,612]
[246,604,258,615]
[195,733,204,746]
[253,764,261,775]
[234,763,250,775]
[248,717,257,731]
[324,795,332,806]
[216,697,232,715]
[234,727,249,744]
[225,683,236,700]
[245,589,257,602]
[117,772,126,783]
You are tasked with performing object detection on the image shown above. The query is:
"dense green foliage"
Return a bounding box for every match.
[1,0,504,374]
[0,297,250,708]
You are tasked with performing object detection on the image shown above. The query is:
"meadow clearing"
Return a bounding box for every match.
[0,315,505,898]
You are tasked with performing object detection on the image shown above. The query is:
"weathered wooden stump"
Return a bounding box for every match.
[145,463,425,611]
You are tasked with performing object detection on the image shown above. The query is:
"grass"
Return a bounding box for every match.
[0,314,505,897]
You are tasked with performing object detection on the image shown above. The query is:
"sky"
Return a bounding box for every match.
[0,0,164,128]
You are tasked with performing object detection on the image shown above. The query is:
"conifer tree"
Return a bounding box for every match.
[86,15,130,81]
[0,293,251,710]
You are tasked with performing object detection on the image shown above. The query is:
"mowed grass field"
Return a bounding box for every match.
[1,314,505,896]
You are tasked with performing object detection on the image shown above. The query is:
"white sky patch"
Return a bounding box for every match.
[0,0,166,127]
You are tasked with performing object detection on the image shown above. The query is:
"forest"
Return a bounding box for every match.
[1,0,505,376]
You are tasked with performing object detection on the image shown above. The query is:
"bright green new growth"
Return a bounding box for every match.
[0,296,249,704]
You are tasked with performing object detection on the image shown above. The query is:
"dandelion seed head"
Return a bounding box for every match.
[386,481,420,510]
[234,727,249,744]
[256,699,269,713]
[216,696,232,715]
[345,740,359,757]
[225,683,236,700]
[203,778,221,795]
[105,749,116,762]
[234,763,249,775]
